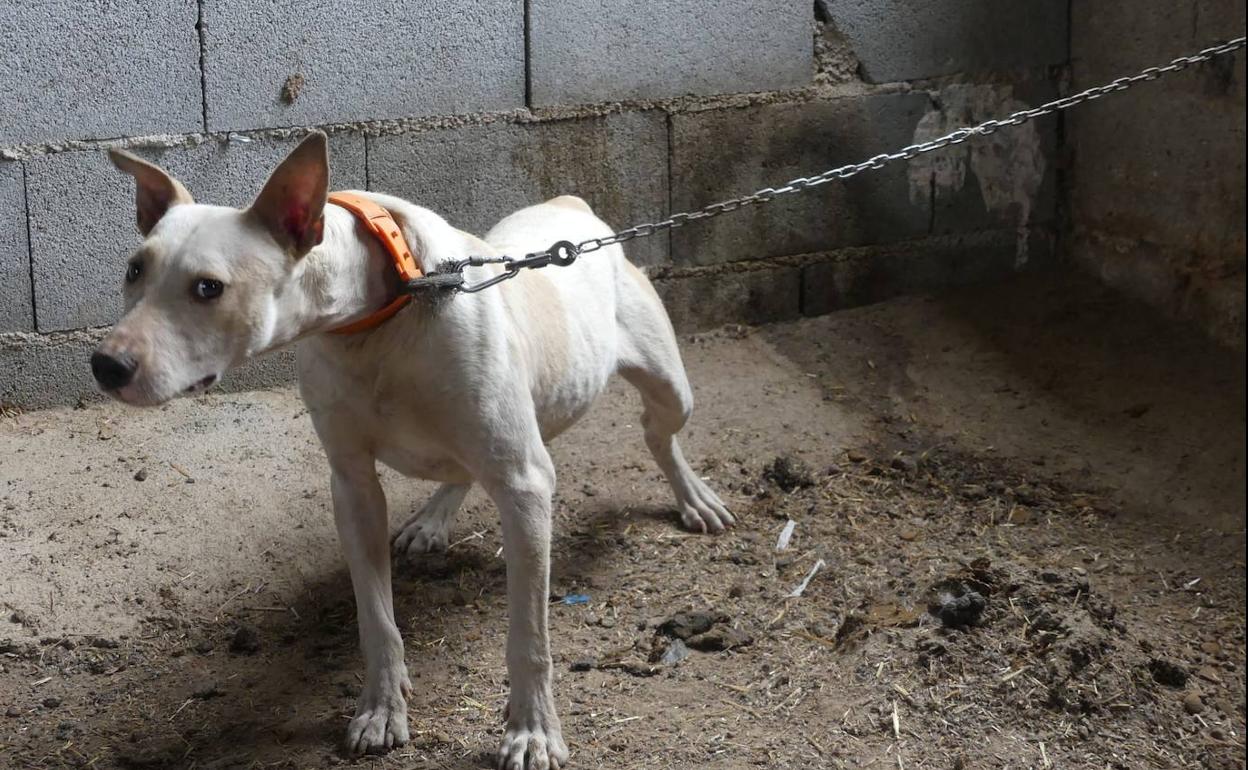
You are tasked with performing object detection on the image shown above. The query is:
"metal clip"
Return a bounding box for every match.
[458,266,520,293]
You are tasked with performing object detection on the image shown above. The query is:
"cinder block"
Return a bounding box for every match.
[801,228,1054,317]
[530,0,811,105]
[0,2,201,145]
[369,112,670,265]
[0,331,297,410]
[0,330,101,410]
[1070,1,1246,257]
[27,135,366,331]
[0,162,32,332]
[670,95,931,266]
[202,0,524,131]
[819,0,1067,83]
[653,265,802,332]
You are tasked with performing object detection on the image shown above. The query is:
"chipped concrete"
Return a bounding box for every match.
[909,85,1047,268]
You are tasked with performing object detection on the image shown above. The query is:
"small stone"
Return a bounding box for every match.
[229,625,261,655]
[890,455,918,476]
[899,527,919,542]
[598,616,616,629]
[1201,641,1222,656]
[133,469,147,482]
[1183,692,1204,714]
[1196,666,1223,685]
[846,449,868,463]
[569,660,594,672]
[5,706,20,718]
[685,626,754,652]
[658,612,724,641]
[192,681,224,700]
[960,484,987,499]
[728,582,747,599]
[42,696,61,709]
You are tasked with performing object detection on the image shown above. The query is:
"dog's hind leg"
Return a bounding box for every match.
[614,263,734,534]
[393,483,470,559]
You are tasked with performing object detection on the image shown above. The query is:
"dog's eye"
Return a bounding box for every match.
[125,261,142,284]
[192,278,225,301]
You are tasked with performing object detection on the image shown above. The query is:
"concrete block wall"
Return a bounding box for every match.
[1,0,1068,409]
[1067,1,1247,350]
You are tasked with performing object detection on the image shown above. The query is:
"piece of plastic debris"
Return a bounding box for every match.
[659,638,691,665]
[787,559,826,598]
[561,594,591,606]
[776,519,797,552]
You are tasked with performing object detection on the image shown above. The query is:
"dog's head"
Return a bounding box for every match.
[92,132,330,406]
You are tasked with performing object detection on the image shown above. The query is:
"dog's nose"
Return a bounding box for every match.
[91,351,139,390]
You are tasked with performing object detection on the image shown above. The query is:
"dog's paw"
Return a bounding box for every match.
[393,513,451,559]
[393,485,468,561]
[344,685,410,756]
[677,477,735,534]
[496,721,569,770]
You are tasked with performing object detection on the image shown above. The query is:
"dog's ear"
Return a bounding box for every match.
[249,131,329,258]
[108,150,195,236]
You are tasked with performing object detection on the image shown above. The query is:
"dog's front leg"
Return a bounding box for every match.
[330,461,412,755]
[483,460,569,770]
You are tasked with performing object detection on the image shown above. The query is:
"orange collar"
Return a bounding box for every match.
[326,192,423,335]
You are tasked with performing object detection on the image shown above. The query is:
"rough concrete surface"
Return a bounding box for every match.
[529,0,812,105]
[370,111,671,265]
[0,1,203,146]
[1068,0,1246,349]
[201,0,525,130]
[1,272,1243,768]
[670,94,931,265]
[0,162,32,332]
[0,328,296,413]
[25,134,366,331]
[654,264,803,330]
[819,0,1068,83]
[800,227,1053,316]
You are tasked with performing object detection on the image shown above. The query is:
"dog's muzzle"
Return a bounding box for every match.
[91,351,139,390]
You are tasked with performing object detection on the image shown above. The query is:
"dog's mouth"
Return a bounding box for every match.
[183,373,219,395]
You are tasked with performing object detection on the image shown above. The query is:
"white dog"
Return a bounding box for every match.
[92,132,733,769]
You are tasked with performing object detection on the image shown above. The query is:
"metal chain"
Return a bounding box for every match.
[412,36,1246,294]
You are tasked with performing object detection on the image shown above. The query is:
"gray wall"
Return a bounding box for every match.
[1067,1,1247,350]
[1,1,1067,408]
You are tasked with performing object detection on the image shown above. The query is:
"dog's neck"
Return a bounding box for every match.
[258,205,401,353]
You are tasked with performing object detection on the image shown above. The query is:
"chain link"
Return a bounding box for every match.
[413,36,1245,293]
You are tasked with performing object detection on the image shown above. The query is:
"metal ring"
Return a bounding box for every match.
[549,240,579,267]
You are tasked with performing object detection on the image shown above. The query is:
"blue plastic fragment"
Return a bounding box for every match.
[561,594,591,606]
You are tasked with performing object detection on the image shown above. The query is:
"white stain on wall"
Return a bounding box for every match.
[908,84,1046,267]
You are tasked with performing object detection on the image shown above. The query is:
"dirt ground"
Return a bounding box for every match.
[2,271,1245,770]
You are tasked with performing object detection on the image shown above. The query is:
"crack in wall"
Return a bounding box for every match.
[195,0,209,132]
[19,162,37,333]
